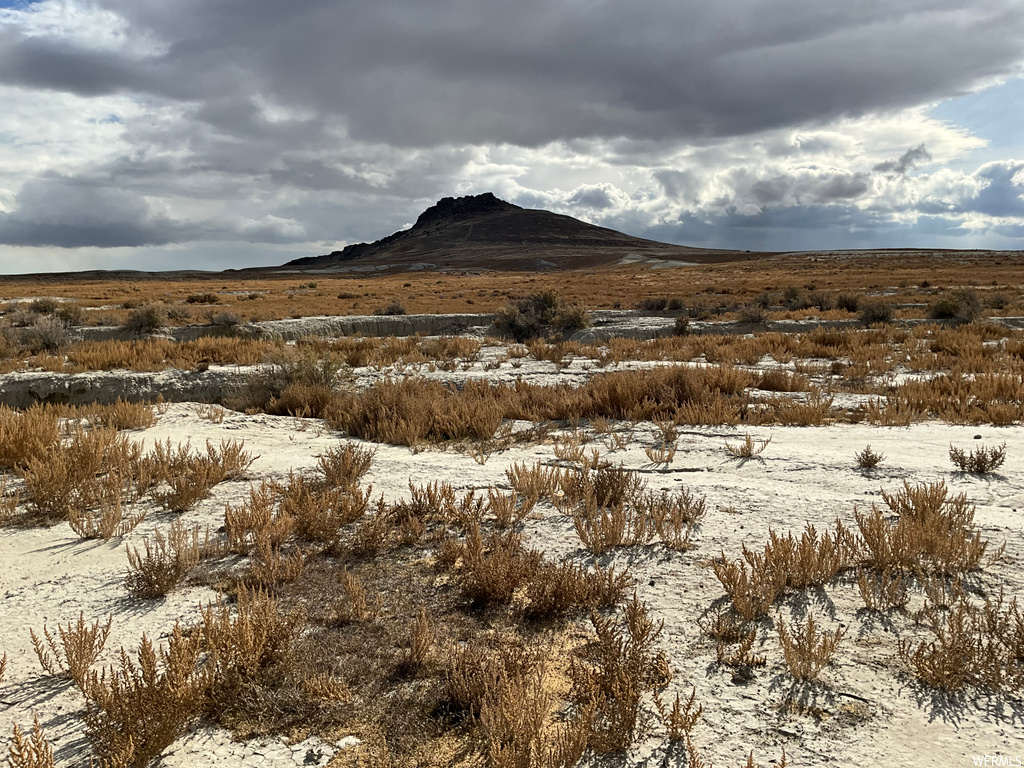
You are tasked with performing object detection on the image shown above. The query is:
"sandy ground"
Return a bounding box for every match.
[1,397,1023,766]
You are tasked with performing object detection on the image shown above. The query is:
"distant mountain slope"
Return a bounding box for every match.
[284,193,753,270]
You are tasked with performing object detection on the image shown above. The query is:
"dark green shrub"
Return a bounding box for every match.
[929,289,982,323]
[54,302,83,326]
[858,301,894,326]
[28,297,60,314]
[837,293,861,312]
[493,292,588,341]
[374,301,406,316]
[738,303,769,324]
[123,305,167,334]
[638,297,668,311]
[185,293,220,304]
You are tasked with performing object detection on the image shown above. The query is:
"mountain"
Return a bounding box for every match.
[283,193,754,271]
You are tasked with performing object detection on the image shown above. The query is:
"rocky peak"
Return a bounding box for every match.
[413,193,521,229]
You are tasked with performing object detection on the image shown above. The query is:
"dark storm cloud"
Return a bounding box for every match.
[874,144,933,174]
[967,161,1024,217]
[0,177,196,247]
[4,0,1023,147]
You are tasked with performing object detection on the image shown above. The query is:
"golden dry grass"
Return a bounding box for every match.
[1,250,1020,324]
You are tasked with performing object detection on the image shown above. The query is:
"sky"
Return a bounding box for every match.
[0,0,1022,273]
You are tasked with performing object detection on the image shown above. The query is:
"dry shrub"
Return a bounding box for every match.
[710,599,772,671]
[349,498,395,556]
[31,613,112,690]
[395,608,433,677]
[85,400,157,431]
[7,715,55,768]
[445,637,592,768]
[506,461,560,501]
[277,473,371,547]
[249,538,305,587]
[486,486,536,529]
[855,481,997,575]
[445,637,543,715]
[201,586,298,686]
[457,523,544,605]
[654,685,702,742]
[21,425,142,521]
[406,479,459,522]
[637,488,707,550]
[83,622,209,767]
[237,347,352,419]
[856,568,909,612]
[224,480,292,553]
[553,433,586,463]
[331,568,379,623]
[949,442,1007,473]
[195,404,225,423]
[523,562,632,621]
[125,520,221,598]
[0,476,21,523]
[714,523,853,619]
[317,443,374,489]
[855,445,884,469]
[644,442,677,465]
[776,612,844,681]
[64,337,276,372]
[478,663,551,767]
[898,591,1024,691]
[152,439,255,511]
[712,554,786,621]
[0,651,6,683]
[569,594,672,752]
[760,392,835,426]
[755,369,809,393]
[570,491,652,555]
[337,377,503,446]
[725,432,771,458]
[67,487,147,541]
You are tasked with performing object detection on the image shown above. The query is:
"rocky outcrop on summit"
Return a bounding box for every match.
[284,193,748,271]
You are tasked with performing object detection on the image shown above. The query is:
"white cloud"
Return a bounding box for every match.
[0,0,1021,269]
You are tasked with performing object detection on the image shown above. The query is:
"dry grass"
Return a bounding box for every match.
[855,481,999,575]
[854,445,885,469]
[125,520,222,598]
[856,568,910,612]
[949,442,1007,473]
[7,715,55,768]
[725,433,772,459]
[654,685,703,742]
[83,621,210,767]
[151,438,256,511]
[714,523,853,619]
[776,612,844,681]
[898,590,1024,692]
[30,613,112,691]
[1,251,1020,325]
[569,593,672,752]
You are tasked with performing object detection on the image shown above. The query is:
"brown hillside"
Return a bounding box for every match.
[284,192,756,270]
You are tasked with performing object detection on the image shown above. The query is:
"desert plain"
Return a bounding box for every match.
[0,251,1022,768]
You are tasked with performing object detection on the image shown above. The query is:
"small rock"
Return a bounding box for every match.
[731,665,755,684]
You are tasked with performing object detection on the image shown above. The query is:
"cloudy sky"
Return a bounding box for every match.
[0,0,1022,272]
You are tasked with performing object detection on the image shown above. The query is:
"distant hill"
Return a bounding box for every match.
[283,193,754,271]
